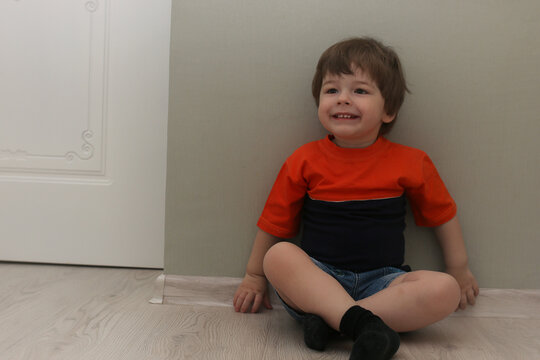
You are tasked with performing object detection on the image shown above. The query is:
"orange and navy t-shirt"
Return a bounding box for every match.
[257,135,457,273]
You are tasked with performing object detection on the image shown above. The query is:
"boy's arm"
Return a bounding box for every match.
[434,216,480,310]
[233,229,280,313]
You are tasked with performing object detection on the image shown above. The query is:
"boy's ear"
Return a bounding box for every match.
[382,112,396,124]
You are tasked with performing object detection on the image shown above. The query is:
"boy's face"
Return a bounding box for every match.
[318,67,395,148]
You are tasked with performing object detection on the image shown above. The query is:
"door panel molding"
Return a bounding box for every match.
[1,0,110,180]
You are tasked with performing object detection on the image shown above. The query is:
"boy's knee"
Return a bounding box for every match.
[408,271,460,316]
[429,273,461,313]
[263,242,302,276]
[263,242,293,272]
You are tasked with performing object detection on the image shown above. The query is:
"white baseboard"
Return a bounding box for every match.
[151,274,540,320]
[150,273,283,309]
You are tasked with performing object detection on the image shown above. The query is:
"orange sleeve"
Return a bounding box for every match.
[407,154,457,227]
[257,159,308,238]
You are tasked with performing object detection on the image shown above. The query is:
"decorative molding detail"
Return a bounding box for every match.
[66,130,95,161]
[0,0,110,178]
[85,0,99,13]
[1,130,94,162]
[0,149,29,161]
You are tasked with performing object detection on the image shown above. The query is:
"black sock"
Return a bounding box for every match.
[302,313,337,351]
[339,306,400,360]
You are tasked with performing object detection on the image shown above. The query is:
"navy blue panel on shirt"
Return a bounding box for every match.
[301,195,407,273]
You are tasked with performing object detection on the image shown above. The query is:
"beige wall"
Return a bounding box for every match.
[165,1,540,288]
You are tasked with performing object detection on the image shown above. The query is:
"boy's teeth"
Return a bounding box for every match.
[336,114,354,118]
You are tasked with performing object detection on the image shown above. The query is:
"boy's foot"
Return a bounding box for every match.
[303,313,337,351]
[340,306,400,360]
[349,318,400,360]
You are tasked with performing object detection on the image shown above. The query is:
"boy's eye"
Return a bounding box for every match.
[325,88,338,94]
[354,88,368,94]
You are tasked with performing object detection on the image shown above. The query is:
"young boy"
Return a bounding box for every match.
[233,37,479,360]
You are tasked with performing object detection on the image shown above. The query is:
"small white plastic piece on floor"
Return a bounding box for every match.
[149,274,166,304]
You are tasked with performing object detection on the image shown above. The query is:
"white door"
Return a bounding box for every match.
[0,0,171,268]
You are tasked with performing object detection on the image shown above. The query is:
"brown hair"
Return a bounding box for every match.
[312,37,409,134]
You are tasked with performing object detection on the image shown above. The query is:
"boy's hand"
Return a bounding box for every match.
[233,273,273,313]
[446,266,479,311]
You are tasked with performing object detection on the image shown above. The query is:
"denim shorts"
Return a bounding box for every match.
[277,257,406,322]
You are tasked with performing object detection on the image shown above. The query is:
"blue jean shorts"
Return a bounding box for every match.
[277,257,406,322]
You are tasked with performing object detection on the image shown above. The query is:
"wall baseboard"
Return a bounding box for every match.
[150,274,283,308]
[151,274,540,320]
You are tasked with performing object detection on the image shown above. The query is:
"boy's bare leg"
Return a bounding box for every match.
[263,241,355,330]
[263,242,461,333]
[357,270,461,332]
[264,242,401,359]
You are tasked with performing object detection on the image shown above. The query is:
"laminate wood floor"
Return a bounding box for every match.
[1,262,539,360]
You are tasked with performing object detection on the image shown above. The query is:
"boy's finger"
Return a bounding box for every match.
[251,294,263,313]
[234,292,245,312]
[233,290,241,306]
[459,292,467,310]
[467,288,476,305]
[241,292,255,313]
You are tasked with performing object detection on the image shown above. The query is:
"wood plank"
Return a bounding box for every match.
[399,317,540,359]
[0,263,162,360]
[2,263,540,360]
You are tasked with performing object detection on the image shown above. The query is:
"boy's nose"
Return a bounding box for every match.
[337,93,351,105]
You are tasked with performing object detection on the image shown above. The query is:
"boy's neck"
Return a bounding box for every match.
[330,135,380,149]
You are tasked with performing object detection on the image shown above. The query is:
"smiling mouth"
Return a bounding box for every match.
[332,113,359,119]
